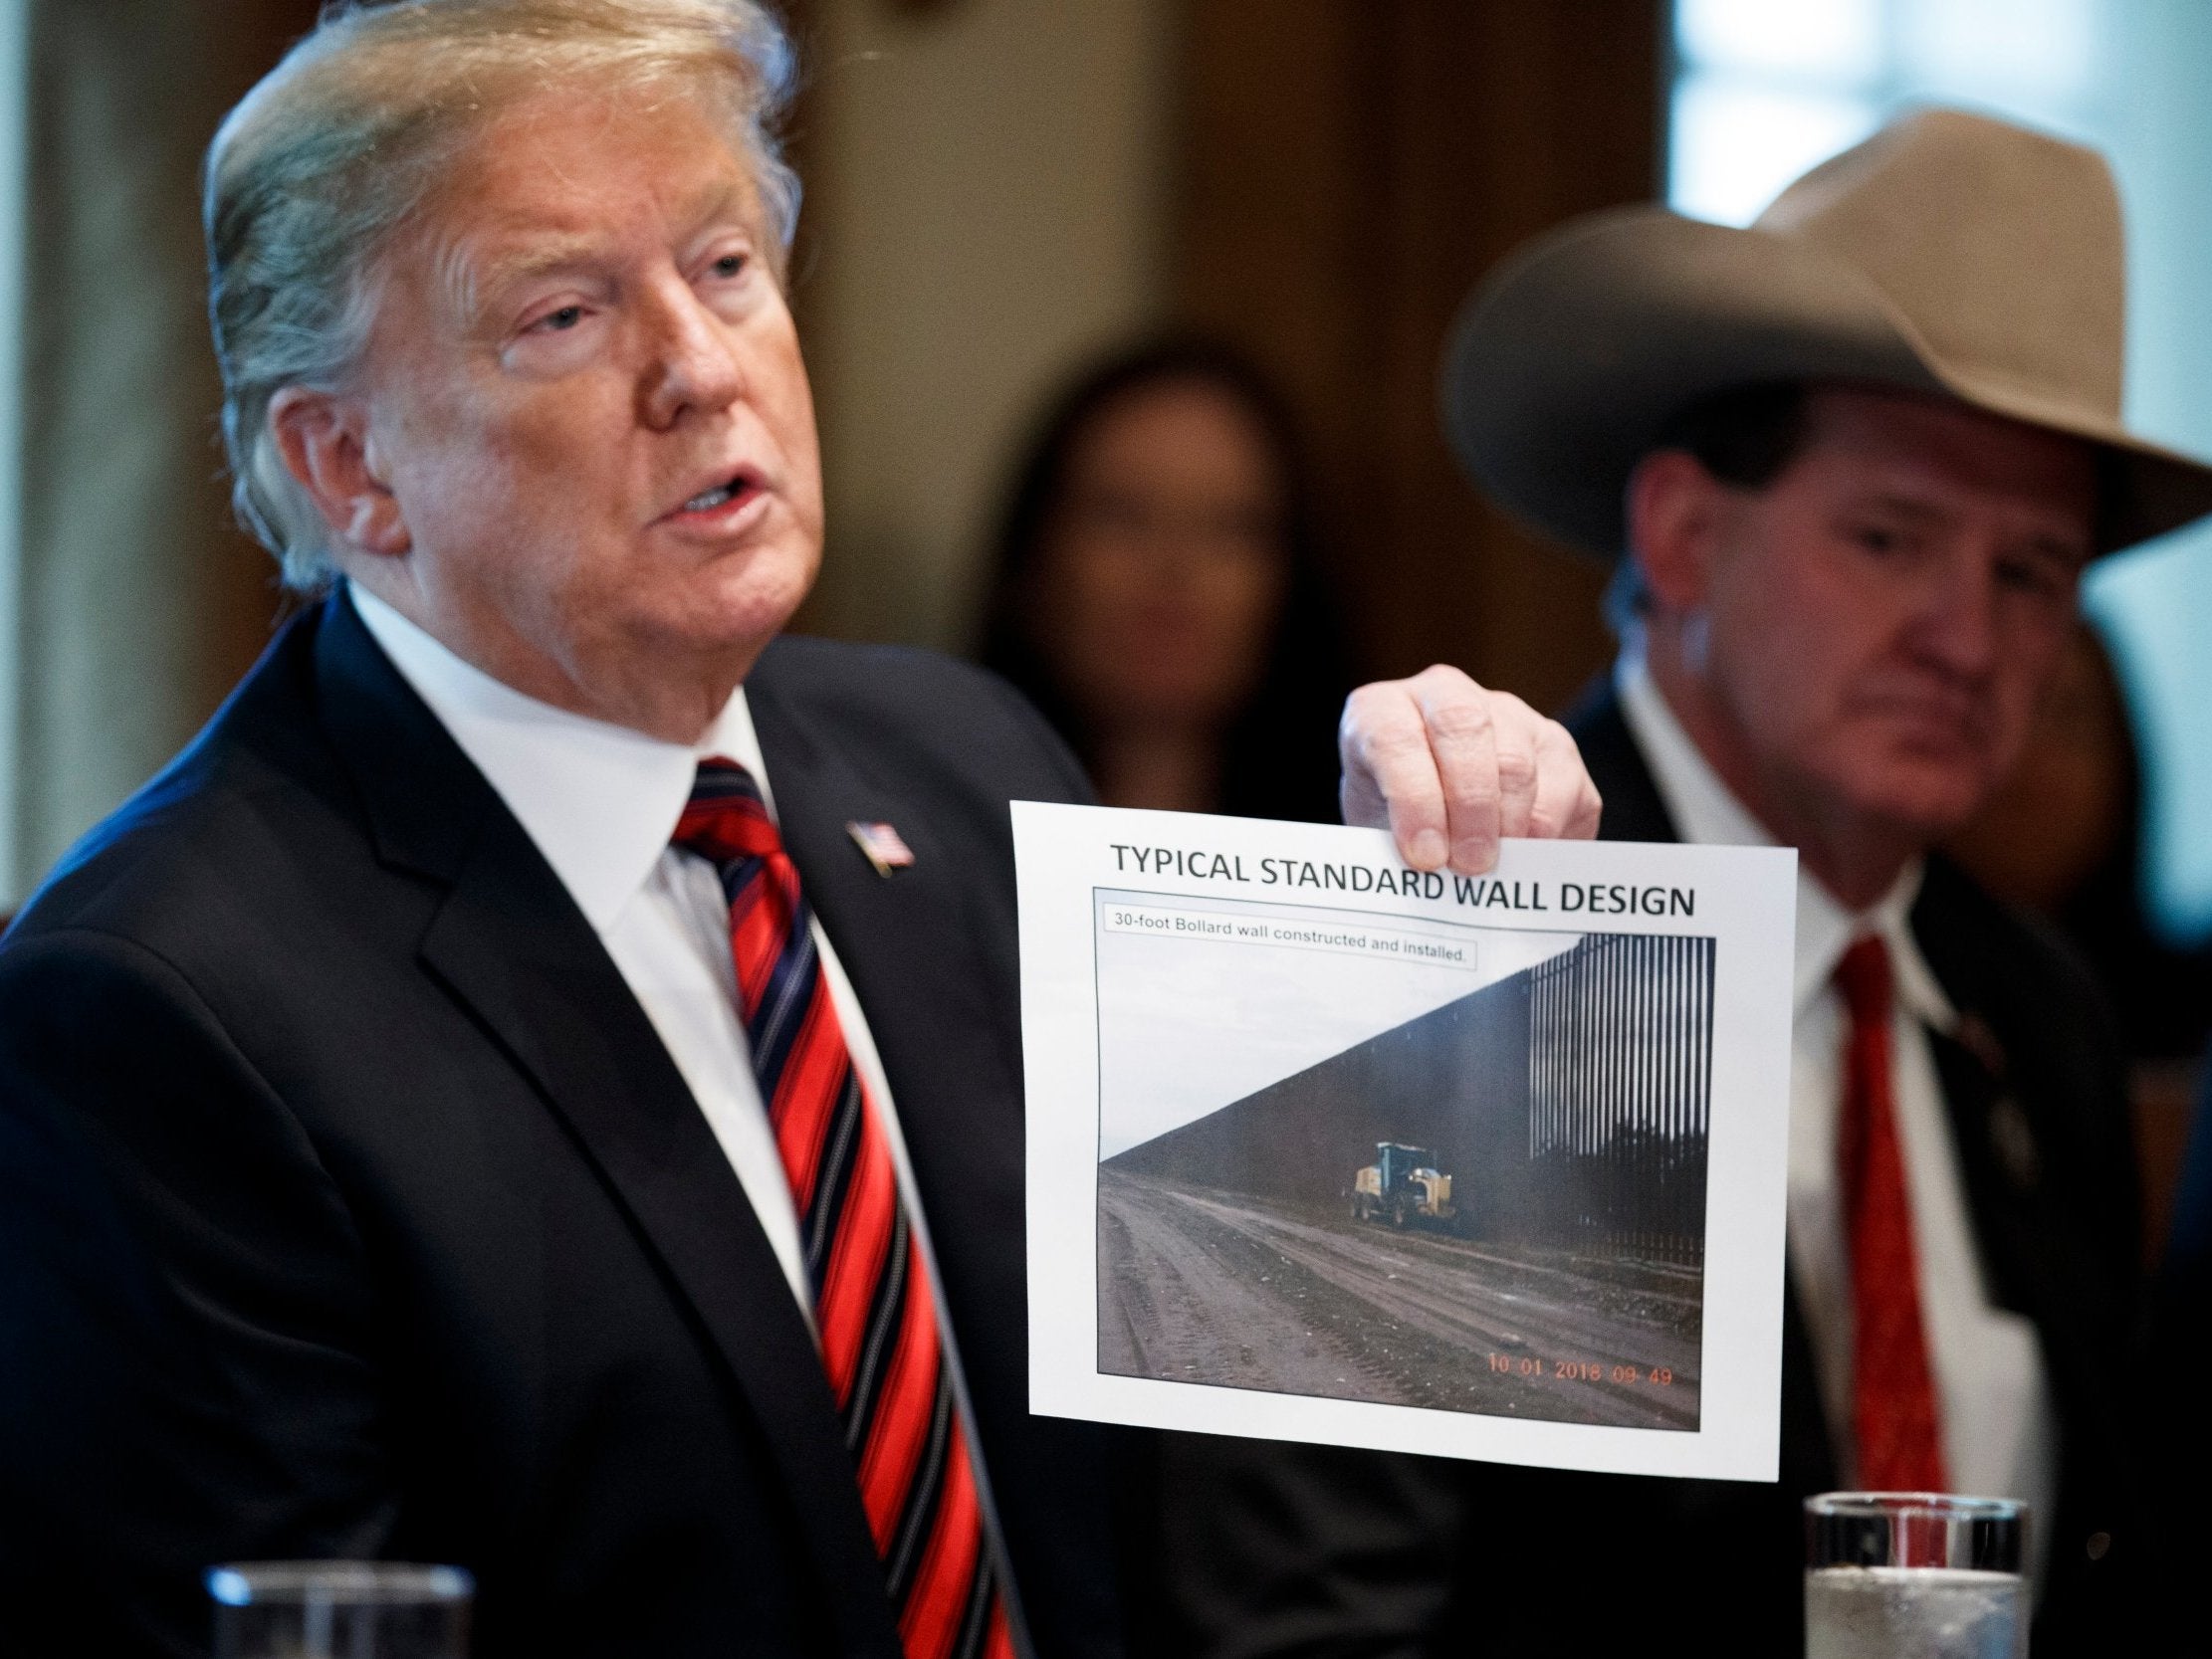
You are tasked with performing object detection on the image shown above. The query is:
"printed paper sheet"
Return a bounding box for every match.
[1016,802,1797,1481]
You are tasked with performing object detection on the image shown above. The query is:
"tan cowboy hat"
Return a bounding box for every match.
[1441,105,2212,557]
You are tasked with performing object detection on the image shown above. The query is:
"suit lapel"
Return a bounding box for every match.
[315,596,903,1657]
[1914,888,2102,1350]
[1925,1024,2034,1306]
[743,656,1004,1132]
[754,711,973,979]
[1918,938,2124,1519]
[1911,873,2080,1325]
[1562,678,1682,846]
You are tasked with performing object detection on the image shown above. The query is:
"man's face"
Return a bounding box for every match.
[1669,386,2096,848]
[348,87,822,726]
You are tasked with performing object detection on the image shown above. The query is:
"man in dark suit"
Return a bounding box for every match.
[0,5,1595,1656]
[2151,1068,2212,1656]
[1179,109,2212,1654]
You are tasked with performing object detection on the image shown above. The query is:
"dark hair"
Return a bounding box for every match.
[1606,381,1812,629]
[1658,381,1812,489]
[977,337,1356,824]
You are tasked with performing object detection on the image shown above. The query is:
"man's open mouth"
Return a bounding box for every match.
[682,478,747,513]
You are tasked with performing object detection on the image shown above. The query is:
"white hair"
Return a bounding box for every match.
[204,0,801,591]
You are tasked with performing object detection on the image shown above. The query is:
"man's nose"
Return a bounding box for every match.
[638,277,745,429]
[1912,544,2001,677]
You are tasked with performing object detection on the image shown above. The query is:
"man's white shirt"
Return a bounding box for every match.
[1616,643,2057,1532]
[347,585,1011,1545]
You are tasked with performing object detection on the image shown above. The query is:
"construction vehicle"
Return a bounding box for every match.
[1351,1141,1457,1231]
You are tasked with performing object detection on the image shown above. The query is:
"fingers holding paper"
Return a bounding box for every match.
[1338,665,1603,874]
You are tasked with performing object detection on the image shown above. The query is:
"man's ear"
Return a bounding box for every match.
[268,387,409,557]
[1624,448,1726,616]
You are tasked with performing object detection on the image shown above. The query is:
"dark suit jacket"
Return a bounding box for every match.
[1148,682,2147,1657]
[0,593,1127,1659]
[2149,1063,2212,1656]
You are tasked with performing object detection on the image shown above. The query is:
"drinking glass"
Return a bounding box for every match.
[207,1561,473,1659]
[1804,1493,2026,1659]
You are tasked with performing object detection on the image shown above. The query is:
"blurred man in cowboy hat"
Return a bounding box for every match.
[1168,107,2212,1654]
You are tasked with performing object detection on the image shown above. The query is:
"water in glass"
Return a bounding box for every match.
[1805,1564,2024,1658]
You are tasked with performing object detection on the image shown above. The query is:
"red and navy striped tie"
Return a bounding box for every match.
[674,757,1012,1659]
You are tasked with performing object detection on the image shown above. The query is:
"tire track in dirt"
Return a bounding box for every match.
[1097,1169,1701,1428]
[1098,1174,1404,1399]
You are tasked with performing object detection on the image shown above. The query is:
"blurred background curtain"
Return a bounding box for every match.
[1171,0,1659,713]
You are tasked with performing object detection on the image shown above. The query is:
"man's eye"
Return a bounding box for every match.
[1853,523,1904,555]
[1996,555,2067,599]
[528,305,585,333]
[711,253,747,280]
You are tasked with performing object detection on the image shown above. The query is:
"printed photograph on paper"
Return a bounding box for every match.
[1015,802,1796,1481]
[1091,888,1709,1432]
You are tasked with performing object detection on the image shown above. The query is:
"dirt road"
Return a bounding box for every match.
[1097,1169,1701,1429]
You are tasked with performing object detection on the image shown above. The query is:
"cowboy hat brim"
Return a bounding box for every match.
[1440,205,2212,557]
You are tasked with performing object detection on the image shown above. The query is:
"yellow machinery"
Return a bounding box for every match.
[1351,1141,1456,1230]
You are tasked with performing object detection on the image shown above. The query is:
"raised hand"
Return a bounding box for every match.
[1339,665,1602,874]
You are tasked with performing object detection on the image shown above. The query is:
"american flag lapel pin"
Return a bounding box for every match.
[846,819,917,877]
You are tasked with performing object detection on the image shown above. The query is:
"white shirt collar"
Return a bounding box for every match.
[346,582,776,932]
[1614,635,1954,1030]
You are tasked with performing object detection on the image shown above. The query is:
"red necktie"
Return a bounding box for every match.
[675,758,1013,1659]
[1835,935,1948,1492]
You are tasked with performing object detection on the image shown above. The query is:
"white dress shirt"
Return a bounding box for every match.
[1616,644,2057,1531]
[346,586,1014,1556]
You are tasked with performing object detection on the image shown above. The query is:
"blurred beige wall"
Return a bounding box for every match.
[9,1,306,904]
[794,0,1177,653]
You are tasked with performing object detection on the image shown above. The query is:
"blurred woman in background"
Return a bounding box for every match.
[1943,619,2212,1069]
[1942,619,2212,1255]
[978,338,1356,824]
